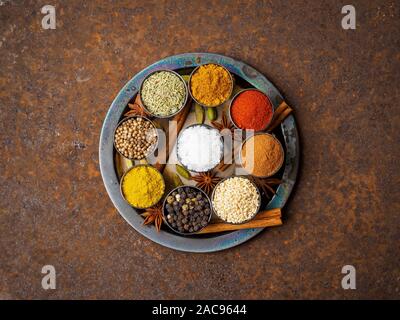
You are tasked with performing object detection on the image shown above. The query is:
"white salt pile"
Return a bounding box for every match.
[177,125,223,172]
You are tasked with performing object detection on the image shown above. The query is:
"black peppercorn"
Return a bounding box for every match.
[164,186,211,234]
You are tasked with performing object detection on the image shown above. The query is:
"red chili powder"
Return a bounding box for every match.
[231,90,273,131]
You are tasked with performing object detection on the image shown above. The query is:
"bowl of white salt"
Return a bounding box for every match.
[176,124,224,173]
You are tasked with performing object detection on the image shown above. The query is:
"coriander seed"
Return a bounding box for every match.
[114,116,158,160]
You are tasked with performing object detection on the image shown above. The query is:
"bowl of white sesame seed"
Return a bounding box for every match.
[211,176,261,224]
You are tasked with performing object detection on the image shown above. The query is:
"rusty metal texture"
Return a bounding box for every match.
[0,0,399,299]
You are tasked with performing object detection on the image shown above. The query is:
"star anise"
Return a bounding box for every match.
[250,177,282,199]
[141,203,163,232]
[124,103,149,118]
[211,110,235,134]
[192,171,222,195]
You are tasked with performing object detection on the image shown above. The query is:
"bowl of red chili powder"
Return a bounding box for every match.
[229,89,274,132]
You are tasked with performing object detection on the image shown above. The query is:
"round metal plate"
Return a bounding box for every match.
[99,53,300,253]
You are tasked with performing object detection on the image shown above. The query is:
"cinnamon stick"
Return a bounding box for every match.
[198,208,282,234]
[251,207,281,219]
[267,101,293,132]
[198,218,282,234]
[211,207,281,222]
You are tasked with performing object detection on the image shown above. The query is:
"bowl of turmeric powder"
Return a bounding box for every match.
[120,164,165,209]
[188,63,234,107]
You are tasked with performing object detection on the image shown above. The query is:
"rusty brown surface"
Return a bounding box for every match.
[0,0,399,299]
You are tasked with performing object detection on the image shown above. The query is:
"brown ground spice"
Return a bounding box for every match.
[241,134,284,177]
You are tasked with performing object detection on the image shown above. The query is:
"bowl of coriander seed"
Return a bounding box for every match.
[113,116,159,160]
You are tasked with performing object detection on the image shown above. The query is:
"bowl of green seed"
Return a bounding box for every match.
[140,70,188,118]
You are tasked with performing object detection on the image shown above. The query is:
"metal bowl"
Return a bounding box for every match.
[119,164,165,209]
[188,63,234,108]
[228,88,275,132]
[113,115,159,161]
[239,132,285,178]
[162,185,212,236]
[211,175,262,225]
[139,69,188,118]
[176,123,224,173]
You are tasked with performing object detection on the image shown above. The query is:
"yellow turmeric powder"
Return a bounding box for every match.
[190,64,233,106]
[121,165,165,208]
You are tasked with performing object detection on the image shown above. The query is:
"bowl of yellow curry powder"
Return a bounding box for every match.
[120,165,165,209]
[189,63,234,107]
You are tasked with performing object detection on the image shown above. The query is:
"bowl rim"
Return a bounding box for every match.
[239,132,285,178]
[176,123,224,173]
[113,115,160,161]
[188,63,234,108]
[210,175,262,225]
[139,69,189,118]
[162,185,213,236]
[119,164,165,209]
[228,88,275,132]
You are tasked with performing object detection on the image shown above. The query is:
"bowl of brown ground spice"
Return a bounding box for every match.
[240,133,285,178]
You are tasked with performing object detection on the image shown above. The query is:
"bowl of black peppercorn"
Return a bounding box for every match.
[162,186,212,235]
